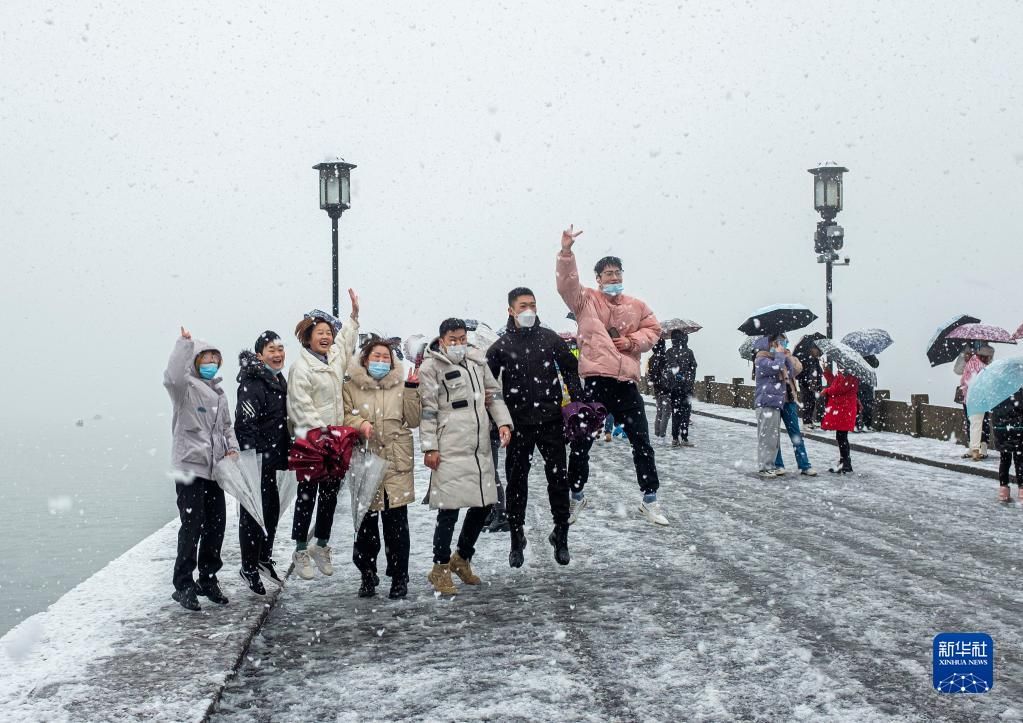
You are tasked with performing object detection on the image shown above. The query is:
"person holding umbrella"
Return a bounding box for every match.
[753,335,791,477]
[992,389,1023,502]
[287,291,361,580]
[343,336,421,599]
[420,318,513,595]
[164,327,239,612]
[556,225,667,526]
[957,345,995,460]
[820,364,860,474]
[234,331,290,596]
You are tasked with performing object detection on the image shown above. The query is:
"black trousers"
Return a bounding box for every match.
[505,418,570,529]
[999,450,1023,486]
[239,463,281,573]
[568,377,660,495]
[173,477,226,592]
[857,387,875,430]
[353,504,410,581]
[799,384,819,426]
[291,476,341,544]
[836,431,852,468]
[433,506,491,564]
[669,387,692,441]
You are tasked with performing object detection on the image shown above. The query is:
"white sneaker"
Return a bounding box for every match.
[639,499,669,526]
[569,495,588,525]
[307,544,334,576]
[758,469,778,478]
[800,468,818,477]
[293,549,315,580]
[774,468,788,476]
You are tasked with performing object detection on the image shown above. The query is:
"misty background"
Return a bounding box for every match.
[1,1,1021,632]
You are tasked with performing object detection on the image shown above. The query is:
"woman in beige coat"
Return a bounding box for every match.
[343,337,421,600]
[419,318,513,595]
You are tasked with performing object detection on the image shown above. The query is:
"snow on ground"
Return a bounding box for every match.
[212,417,1023,723]
[690,399,1004,475]
[0,505,295,723]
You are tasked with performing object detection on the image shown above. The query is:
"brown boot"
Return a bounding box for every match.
[449,552,481,585]
[427,563,457,595]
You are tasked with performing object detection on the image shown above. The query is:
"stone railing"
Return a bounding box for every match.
[640,375,970,446]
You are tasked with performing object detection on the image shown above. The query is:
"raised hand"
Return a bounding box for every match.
[406,366,420,384]
[180,326,192,340]
[348,288,360,320]
[561,224,583,252]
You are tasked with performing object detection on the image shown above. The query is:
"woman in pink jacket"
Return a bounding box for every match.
[556,225,668,527]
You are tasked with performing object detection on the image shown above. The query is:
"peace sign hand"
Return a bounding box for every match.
[561,224,583,252]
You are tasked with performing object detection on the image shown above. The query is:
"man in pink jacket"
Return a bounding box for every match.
[556,225,669,526]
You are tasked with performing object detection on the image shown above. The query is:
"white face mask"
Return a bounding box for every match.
[516,310,537,328]
[444,344,467,362]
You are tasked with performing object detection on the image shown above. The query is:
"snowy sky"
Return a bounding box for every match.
[2,0,1022,428]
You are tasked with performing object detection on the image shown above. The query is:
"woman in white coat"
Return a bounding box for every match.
[286,290,360,579]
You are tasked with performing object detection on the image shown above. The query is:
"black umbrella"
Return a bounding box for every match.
[738,304,818,337]
[926,314,981,367]
[793,332,827,359]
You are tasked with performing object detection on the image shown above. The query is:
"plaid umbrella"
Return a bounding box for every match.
[288,425,360,482]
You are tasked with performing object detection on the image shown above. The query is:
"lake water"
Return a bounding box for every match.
[0,414,174,637]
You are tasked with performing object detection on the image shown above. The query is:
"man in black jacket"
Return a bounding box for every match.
[486,288,582,568]
[234,331,291,594]
[661,331,698,446]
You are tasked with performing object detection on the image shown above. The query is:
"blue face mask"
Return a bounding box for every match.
[368,361,391,380]
[780,339,790,350]
[198,363,219,380]
[602,283,624,296]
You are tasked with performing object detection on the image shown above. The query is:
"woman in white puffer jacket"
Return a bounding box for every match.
[286,289,360,579]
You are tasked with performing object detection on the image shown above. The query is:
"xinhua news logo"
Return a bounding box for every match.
[933,633,994,694]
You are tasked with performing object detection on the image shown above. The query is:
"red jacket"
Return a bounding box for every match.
[820,370,859,432]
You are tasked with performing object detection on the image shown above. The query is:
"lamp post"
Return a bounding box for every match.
[808,163,849,339]
[313,160,357,317]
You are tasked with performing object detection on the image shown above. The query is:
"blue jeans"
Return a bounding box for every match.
[775,402,810,470]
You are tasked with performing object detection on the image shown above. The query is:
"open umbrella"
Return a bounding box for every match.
[739,337,757,361]
[738,304,817,337]
[926,314,981,367]
[815,339,877,388]
[562,401,608,442]
[793,332,827,359]
[344,444,389,531]
[288,425,360,482]
[946,323,1018,345]
[214,449,267,535]
[965,358,1023,416]
[659,318,702,338]
[841,329,894,357]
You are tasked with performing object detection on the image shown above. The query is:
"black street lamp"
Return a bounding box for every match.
[313,160,357,317]
[808,163,850,339]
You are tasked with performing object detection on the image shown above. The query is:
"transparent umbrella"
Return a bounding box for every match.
[214,449,267,535]
[344,444,389,531]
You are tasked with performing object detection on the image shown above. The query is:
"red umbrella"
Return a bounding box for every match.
[946,323,1018,345]
[288,425,360,482]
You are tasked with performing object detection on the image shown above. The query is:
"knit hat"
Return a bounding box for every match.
[255,330,281,354]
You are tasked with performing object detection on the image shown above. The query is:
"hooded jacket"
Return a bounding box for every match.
[234,350,290,471]
[662,341,698,392]
[342,349,422,511]
[485,316,582,427]
[286,315,359,437]
[753,337,794,409]
[419,341,513,510]
[556,250,661,383]
[820,370,859,432]
[163,337,239,481]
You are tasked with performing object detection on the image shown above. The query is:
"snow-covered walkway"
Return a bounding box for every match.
[212,414,1023,722]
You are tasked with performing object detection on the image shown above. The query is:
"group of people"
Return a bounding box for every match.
[162,227,672,611]
[954,345,1023,500]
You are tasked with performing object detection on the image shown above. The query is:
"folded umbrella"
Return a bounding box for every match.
[276,469,298,519]
[738,304,817,337]
[840,329,894,357]
[214,449,267,536]
[966,358,1023,416]
[562,401,609,443]
[946,323,1018,345]
[815,339,877,388]
[288,425,360,482]
[659,318,703,338]
[344,444,389,531]
[926,314,981,367]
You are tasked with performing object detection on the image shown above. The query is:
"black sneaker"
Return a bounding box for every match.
[239,568,266,596]
[388,578,408,600]
[172,586,201,611]
[358,570,379,598]
[509,528,527,568]
[257,559,282,585]
[196,579,229,605]
[548,524,571,566]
